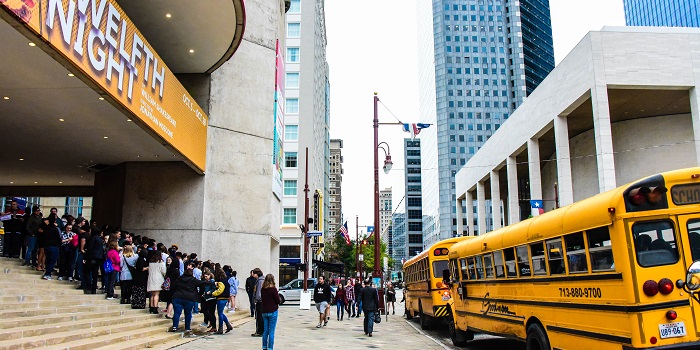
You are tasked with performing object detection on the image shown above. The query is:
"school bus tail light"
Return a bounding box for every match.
[666,310,678,321]
[650,336,658,345]
[658,278,674,295]
[643,280,659,296]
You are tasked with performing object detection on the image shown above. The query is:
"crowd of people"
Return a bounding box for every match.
[0,199,283,346]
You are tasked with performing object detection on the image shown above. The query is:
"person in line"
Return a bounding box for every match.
[313,275,332,328]
[345,280,356,318]
[58,223,76,281]
[213,268,233,334]
[261,274,281,350]
[251,268,265,336]
[201,271,218,332]
[359,279,380,337]
[169,268,204,337]
[386,281,396,315]
[147,251,166,314]
[131,249,149,309]
[1,200,24,259]
[335,283,347,321]
[227,269,239,313]
[119,245,137,304]
[245,270,257,318]
[41,216,62,280]
[23,206,42,267]
[163,256,180,318]
[83,229,104,294]
[104,241,121,299]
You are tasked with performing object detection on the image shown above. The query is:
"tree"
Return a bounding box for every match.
[325,230,393,278]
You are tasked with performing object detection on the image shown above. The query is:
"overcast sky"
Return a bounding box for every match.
[325,0,625,237]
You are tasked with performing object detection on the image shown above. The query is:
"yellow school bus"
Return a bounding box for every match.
[403,236,473,329]
[445,168,700,349]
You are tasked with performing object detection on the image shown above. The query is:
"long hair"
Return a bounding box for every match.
[122,245,134,258]
[215,267,227,281]
[262,274,276,289]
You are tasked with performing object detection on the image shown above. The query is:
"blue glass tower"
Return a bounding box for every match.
[418,0,554,245]
[624,0,700,27]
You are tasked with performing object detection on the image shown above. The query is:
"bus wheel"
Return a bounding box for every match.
[448,317,470,347]
[526,323,550,350]
[419,301,431,330]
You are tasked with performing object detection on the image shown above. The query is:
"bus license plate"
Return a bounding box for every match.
[659,322,686,339]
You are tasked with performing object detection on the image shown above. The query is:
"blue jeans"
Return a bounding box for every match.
[25,236,37,265]
[216,299,229,330]
[363,310,375,335]
[336,300,345,319]
[43,246,59,277]
[357,300,363,316]
[172,298,195,330]
[262,310,278,350]
[75,251,84,281]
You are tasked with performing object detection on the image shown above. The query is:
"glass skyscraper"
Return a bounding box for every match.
[418,0,554,245]
[624,0,700,27]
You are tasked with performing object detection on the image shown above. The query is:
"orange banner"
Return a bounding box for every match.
[2,0,208,172]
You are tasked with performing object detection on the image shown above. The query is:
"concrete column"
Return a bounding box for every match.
[554,115,574,206]
[490,170,502,230]
[528,138,543,200]
[591,85,617,192]
[465,191,474,236]
[477,181,486,235]
[456,196,464,236]
[690,88,700,165]
[506,156,520,225]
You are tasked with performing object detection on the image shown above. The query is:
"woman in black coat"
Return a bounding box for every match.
[131,249,149,309]
[163,257,180,318]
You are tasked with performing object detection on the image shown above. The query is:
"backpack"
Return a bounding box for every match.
[103,258,114,274]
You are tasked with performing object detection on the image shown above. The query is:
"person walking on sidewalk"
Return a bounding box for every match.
[354,279,364,318]
[386,282,396,315]
[251,268,265,336]
[335,283,347,321]
[245,270,257,317]
[359,279,379,337]
[261,274,281,350]
[345,280,356,317]
[313,276,332,328]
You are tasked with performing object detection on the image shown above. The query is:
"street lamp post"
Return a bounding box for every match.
[373,92,393,313]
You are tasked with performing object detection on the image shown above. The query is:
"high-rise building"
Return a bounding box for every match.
[404,138,425,257]
[624,0,700,27]
[328,139,344,235]
[418,0,554,244]
[391,212,407,273]
[379,188,393,247]
[278,0,331,285]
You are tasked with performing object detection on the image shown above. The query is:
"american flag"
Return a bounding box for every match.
[339,221,351,245]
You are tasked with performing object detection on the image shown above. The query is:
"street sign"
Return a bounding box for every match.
[308,230,323,237]
[367,226,374,233]
[310,243,320,248]
[359,254,364,261]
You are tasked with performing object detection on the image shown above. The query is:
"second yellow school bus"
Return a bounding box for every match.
[403,236,473,329]
[445,168,700,349]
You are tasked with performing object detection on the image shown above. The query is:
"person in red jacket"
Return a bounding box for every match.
[335,284,347,321]
[105,241,121,299]
[261,274,281,350]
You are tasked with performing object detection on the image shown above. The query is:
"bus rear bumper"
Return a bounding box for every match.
[623,341,700,350]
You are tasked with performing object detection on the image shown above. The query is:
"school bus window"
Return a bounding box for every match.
[459,258,469,280]
[633,220,679,267]
[450,259,459,281]
[588,226,615,271]
[504,248,517,277]
[530,242,547,275]
[493,250,505,278]
[546,239,565,275]
[467,257,476,279]
[474,256,485,279]
[565,232,588,273]
[686,220,700,262]
[433,260,449,278]
[516,245,531,277]
[483,253,494,278]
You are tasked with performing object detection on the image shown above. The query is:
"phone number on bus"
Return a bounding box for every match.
[558,287,602,298]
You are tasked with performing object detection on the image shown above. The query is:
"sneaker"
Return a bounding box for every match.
[42,275,52,280]
[199,322,208,327]
[68,277,74,282]
[316,324,322,328]
[58,277,63,281]
[106,297,116,300]
[324,319,328,326]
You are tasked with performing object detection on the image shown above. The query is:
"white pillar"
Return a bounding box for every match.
[456,196,464,236]
[591,85,617,192]
[690,88,700,165]
[528,138,543,195]
[490,170,502,230]
[506,156,519,225]
[465,191,474,236]
[554,115,574,206]
[477,181,486,235]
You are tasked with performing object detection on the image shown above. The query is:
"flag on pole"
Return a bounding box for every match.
[339,221,350,245]
[530,200,544,216]
[402,123,431,139]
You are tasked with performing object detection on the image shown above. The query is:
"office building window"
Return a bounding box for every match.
[287,47,299,63]
[289,0,300,13]
[285,152,298,168]
[286,73,299,88]
[284,180,297,196]
[287,23,300,38]
[283,208,297,224]
[285,124,298,140]
[285,98,299,114]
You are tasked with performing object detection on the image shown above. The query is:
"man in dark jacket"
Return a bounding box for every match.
[2,200,24,259]
[245,270,257,317]
[313,276,333,328]
[251,268,265,337]
[359,279,380,337]
[83,230,105,294]
[354,279,363,318]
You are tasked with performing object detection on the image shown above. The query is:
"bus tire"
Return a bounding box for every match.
[448,316,470,347]
[526,323,550,350]
[419,301,431,330]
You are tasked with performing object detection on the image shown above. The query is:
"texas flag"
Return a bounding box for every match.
[402,123,431,139]
[530,200,544,216]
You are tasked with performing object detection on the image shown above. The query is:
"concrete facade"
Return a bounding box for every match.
[455,27,700,234]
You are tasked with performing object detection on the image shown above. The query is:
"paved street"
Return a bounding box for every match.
[178,289,524,350]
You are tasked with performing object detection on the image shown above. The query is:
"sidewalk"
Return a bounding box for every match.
[177,305,448,349]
